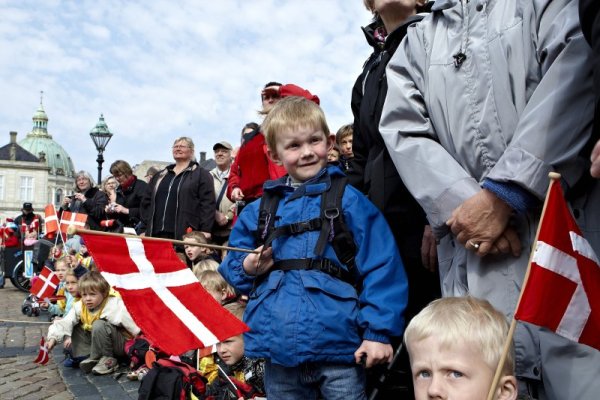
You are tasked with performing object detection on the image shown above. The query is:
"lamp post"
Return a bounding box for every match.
[89,114,113,184]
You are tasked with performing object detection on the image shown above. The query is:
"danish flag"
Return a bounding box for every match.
[59,211,87,235]
[30,266,60,300]
[80,233,249,355]
[44,204,59,235]
[33,337,50,365]
[515,180,600,350]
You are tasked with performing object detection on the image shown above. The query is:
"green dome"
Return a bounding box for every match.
[18,101,76,178]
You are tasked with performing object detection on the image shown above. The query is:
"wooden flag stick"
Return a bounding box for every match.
[485,172,561,400]
[67,226,259,254]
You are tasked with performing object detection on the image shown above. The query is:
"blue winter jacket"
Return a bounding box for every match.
[219,166,408,367]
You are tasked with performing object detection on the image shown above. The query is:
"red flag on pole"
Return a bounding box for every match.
[33,337,50,365]
[59,211,87,237]
[44,204,59,235]
[80,233,249,355]
[30,266,60,299]
[515,181,600,350]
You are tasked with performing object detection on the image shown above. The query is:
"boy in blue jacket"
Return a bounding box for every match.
[219,96,408,399]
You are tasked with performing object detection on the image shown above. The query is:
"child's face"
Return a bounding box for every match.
[55,263,68,281]
[65,276,79,296]
[184,238,207,261]
[206,288,226,303]
[217,335,244,366]
[328,149,340,162]
[269,125,332,182]
[339,135,353,158]
[81,290,106,310]
[409,336,499,400]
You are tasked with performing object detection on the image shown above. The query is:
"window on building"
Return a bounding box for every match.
[20,176,34,201]
[55,189,63,207]
[0,175,4,200]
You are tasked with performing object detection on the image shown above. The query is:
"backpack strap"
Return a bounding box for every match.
[315,176,358,279]
[254,190,282,247]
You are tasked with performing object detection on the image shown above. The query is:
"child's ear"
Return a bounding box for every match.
[496,376,518,400]
[328,134,335,151]
[267,147,282,165]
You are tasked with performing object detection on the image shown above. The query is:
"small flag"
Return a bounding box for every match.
[515,181,600,350]
[59,211,87,235]
[30,266,60,299]
[33,337,50,365]
[44,204,59,234]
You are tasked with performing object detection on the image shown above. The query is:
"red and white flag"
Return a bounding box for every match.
[515,181,600,350]
[33,337,50,365]
[44,204,59,235]
[30,266,60,299]
[59,211,87,235]
[80,233,249,355]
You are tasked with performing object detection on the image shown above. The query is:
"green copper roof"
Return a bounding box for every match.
[18,98,76,177]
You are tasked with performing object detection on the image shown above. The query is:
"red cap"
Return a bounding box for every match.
[279,84,320,105]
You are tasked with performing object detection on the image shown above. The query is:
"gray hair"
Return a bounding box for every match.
[74,170,95,192]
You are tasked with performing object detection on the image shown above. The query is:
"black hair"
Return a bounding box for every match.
[263,81,282,88]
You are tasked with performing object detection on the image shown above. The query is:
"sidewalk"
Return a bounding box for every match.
[0,283,140,399]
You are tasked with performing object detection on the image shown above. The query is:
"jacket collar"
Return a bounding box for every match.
[263,165,345,200]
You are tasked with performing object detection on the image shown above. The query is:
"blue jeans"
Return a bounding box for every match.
[264,360,366,400]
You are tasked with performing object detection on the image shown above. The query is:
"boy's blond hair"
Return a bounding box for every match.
[182,231,208,244]
[335,123,353,146]
[77,271,110,297]
[262,96,330,152]
[192,258,219,277]
[197,270,236,299]
[404,296,514,375]
[224,301,246,321]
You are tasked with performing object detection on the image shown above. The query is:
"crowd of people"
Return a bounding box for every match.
[2,0,600,399]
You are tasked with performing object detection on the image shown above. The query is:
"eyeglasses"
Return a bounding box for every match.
[172,145,190,150]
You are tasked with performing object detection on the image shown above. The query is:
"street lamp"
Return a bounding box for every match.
[89,114,113,184]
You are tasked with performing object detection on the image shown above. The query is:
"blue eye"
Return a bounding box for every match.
[450,371,464,378]
[417,370,431,378]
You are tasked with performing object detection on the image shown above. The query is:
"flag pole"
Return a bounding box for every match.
[67,226,260,254]
[485,172,561,400]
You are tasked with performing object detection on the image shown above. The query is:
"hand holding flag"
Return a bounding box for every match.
[33,337,50,365]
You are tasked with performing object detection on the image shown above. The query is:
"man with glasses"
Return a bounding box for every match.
[210,141,234,245]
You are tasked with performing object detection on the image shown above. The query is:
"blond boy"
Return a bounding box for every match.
[405,297,517,400]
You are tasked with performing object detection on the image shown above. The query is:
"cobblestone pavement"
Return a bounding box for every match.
[0,282,140,399]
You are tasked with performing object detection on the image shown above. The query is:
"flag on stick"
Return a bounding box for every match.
[80,232,249,355]
[44,204,59,235]
[514,179,600,350]
[59,212,87,236]
[30,266,60,299]
[33,337,50,365]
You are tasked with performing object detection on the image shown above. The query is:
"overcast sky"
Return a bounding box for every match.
[0,0,373,179]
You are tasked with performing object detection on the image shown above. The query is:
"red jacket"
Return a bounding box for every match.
[227,133,286,201]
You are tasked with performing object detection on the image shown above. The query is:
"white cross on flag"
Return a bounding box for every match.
[59,211,87,235]
[80,233,249,355]
[515,181,600,350]
[33,337,50,365]
[30,266,60,299]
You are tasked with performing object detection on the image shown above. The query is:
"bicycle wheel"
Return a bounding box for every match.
[10,260,31,292]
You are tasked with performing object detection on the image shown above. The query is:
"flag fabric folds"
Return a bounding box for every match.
[80,233,249,355]
[515,181,600,351]
[34,337,50,365]
[44,204,59,235]
[30,266,60,299]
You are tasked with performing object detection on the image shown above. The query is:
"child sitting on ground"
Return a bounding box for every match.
[46,271,140,375]
[219,96,408,398]
[404,296,517,400]
[200,302,265,399]
[40,258,69,318]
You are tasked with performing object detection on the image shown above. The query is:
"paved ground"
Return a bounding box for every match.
[0,281,140,399]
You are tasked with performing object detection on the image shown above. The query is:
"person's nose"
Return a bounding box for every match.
[427,375,446,399]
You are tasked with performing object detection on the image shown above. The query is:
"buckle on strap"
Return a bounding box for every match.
[288,218,321,234]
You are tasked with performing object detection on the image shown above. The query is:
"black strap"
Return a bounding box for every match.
[272,258,354,285]
[262,218,322,248]
[215,179,228,209]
